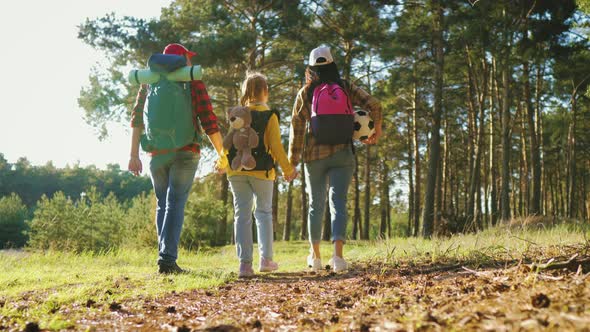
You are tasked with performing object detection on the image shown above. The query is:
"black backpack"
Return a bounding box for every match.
[227,110,280,178]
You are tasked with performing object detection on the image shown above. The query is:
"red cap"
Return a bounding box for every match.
[163,43,197,57]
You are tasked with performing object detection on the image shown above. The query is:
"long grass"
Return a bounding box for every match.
[1,223,588,329]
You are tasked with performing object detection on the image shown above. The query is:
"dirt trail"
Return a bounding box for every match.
[77,252,590,332]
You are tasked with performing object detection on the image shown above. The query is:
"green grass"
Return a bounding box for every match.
[1,223,589,329]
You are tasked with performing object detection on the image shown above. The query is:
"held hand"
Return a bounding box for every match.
[215,164,227,175]
[128,157,142,176]
[215,155,229,175]
[285,170,299,182]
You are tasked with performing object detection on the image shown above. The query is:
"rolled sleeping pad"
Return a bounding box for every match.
[128,65,202,85]
[128,69,160,85]
[166,65,202,82]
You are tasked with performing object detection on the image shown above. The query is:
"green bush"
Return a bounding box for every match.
[123,192,157,249]
[0,193,28,248]
[182,192,227,250]
[25,179,229,252]
[28,188,125,252]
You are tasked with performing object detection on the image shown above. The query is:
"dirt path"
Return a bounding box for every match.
[76,252,590,332]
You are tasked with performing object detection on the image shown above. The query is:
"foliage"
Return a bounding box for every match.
[123,192,157,249]
[0,193,28,248]
[182,193,227,249]
[27,188,126,252]
[0,154,152,208]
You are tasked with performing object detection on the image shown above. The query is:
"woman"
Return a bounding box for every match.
[287,46,382,272]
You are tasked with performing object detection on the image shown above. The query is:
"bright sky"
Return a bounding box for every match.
[0,0,172,170]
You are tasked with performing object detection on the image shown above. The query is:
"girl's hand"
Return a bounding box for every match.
[215,155,229,174]
[128,156,142,176]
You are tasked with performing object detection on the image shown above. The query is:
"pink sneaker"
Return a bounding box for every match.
[239,263,254,278]
[259,258,279,272]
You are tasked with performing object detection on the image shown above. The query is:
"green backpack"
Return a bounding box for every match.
[140,54,199,153]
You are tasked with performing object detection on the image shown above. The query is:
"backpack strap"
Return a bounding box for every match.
[261,109,281,178]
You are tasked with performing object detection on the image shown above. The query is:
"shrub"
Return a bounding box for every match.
[182,192,226,250]
[0,193,28,248]
[28,188,125,252]
[123,192,157,249]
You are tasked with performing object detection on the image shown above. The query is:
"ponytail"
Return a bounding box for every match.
[240,72,268,106]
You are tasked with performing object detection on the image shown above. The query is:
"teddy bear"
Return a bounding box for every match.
[222,106,259,171]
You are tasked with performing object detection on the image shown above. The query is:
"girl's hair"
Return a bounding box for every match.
[305,62,347,103]
[240,72,268,106]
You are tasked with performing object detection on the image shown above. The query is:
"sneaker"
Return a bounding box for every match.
[158,262,187,274]
[328,256,348,272]
[259,258,279,272]
[239,263,255,278]
[307,254,322,272]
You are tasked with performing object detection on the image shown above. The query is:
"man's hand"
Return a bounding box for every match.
[128,156,142,176]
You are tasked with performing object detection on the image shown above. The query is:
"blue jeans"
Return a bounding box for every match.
[150,151,199,265]
[228,175,274,264]
[305,147,355,244]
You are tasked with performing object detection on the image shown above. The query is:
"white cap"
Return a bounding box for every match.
[308,46,334,66]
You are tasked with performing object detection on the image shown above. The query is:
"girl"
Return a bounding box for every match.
[287,46,382,272]
[218,72,297,278]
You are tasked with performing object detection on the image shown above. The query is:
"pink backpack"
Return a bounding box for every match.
[310,83,354,145]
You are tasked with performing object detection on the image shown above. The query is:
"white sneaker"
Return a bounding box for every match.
[328,256,348,272]
[307,254,322,272]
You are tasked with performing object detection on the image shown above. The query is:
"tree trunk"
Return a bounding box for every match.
[353,153,363,239]
[412,64,421,237]
[407,109,415,236]
[558,164,565,216]
[523,61,541,215]
[380,160,389,238]
[422,0,444,238]
[490,59,498,225]
[567,94,578,219]
[466,59,477,225]
[466,51,488,230]
[518,102,528,217]
[363,146,371,240]
[536,64,546,215]
[442,116,449,216]
[547,172,557,216]
[500,55,511,222]
[283,181,293,241]
[435,150,443,233]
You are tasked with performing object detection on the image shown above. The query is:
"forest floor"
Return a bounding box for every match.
[1,223,590,331]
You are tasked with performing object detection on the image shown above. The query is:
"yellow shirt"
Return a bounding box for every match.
[218,103,295,181]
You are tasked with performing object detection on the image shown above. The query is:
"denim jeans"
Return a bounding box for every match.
[305,147,355,244]
[228,175,274,263]
[150,151,199,265]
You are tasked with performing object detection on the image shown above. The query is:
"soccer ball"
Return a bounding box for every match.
[353,110,375,141]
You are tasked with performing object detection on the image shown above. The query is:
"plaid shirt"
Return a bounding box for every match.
[288,81,382,166]
[131,80,219,154]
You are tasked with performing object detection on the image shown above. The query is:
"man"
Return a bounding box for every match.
[128,43,223,273]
